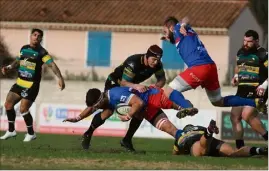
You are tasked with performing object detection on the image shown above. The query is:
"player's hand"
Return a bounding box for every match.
[179,25,187,36]
[58,78,65,91]
[118,114,131,122]
[63,117,79,123]
[134,84,148,93]
[256,86,266,97]
[1,66,11,75]
[231,77,239,87]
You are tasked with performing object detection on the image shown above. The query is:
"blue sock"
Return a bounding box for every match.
[175,129,184,139]
[169,90,192,108]
[223,95,256,107]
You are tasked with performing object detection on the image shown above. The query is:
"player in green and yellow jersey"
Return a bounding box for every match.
[0,28,65,142]
[231,30,268,149]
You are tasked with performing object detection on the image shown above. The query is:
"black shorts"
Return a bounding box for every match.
[206,137,225,157]
[236,85,268,101]
[104,76,120,91]
[10,83,40,102]
[149,109,163,125]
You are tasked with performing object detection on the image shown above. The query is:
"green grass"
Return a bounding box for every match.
[0,132,268,170]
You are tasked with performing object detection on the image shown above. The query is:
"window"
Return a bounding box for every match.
[161,41,184,69]
[87,32,111,67]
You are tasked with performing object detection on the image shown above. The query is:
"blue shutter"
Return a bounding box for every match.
[161,41,184,69]
[87,32,111,67]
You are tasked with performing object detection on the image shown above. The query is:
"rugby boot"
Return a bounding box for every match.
[23,133,37,142]
[0,130,17,140]
[207,120,219,134]
[258,147,268,156]
[81,133,92,150]
[120,139,135,152]
[176,107,198,119]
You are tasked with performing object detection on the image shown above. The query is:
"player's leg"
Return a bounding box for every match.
[20,98,36,142]
[204,64,258,108]
[151,110,183,139]
[82,110,113,150]
[191,120,220,157]
[219,143,268,157]
[230,106,245,149]
[19,84,40,142]
[159,89,198,119]
[0,85,21,140]
[241,106,268,141]
[121,116,143,152]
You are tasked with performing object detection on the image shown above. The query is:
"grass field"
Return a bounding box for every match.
[0,132,268,170]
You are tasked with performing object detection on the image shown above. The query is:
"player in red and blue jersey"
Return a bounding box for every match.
[63,86,198,151]
[161,16,263,110]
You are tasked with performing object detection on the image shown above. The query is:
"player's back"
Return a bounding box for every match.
[107,86,160,109]
[173,23,214,67]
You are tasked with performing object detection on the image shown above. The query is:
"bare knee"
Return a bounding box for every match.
[230,113,242,124]
[241,110,254,122]
[19,105,30,114]
[4,102,14,110]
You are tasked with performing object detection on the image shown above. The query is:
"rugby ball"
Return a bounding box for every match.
[115,103,131,115]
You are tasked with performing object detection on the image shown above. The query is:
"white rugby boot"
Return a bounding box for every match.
[23,133,37,142]
[0,130,17,140]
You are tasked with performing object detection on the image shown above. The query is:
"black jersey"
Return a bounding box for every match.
[108,54,165,84]
[237,47,268,87]
[16,45,53,88]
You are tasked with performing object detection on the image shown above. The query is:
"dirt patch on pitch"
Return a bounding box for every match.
[0,156,267,170]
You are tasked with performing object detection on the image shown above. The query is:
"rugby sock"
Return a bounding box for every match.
[204,128,213,139]
[236,139,245,149]
[262,131,268,141]
[223,95,256,107]
[250,147,261,156]
[175,129,184,140]
[123,117,142,142]
[169,90,192,108]
[6,109,16,132]
[22,111,34,135]
[84,113,105,136]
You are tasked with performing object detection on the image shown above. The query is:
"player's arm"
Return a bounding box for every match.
[1,53,21,75]
[118,94,144,122]
[63,107,94,122]
[43,53,65,90]
[120,64,148,92]
[154,65,166,88]
[231,50,241,86]
[256,50,268,96]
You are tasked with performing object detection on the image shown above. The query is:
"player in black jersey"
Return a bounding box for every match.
[231,30,268,149]
[173,120,267,157]
[105,44,166,91]
[0,28,65,142]
[75,45,166,151]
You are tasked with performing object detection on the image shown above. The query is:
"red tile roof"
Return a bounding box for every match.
[0,0,248,28]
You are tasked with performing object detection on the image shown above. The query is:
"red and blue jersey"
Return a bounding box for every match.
[107,87,160,110]
[173,23,214,67]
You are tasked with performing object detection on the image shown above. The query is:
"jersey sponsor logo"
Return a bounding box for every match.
[20,59,36,70]
[120,95,127,102]
[21,89,29,98]
[190,72,201,83]
[18,70,33,78]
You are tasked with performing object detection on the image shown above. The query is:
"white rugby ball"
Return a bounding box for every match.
[115,103,131,115]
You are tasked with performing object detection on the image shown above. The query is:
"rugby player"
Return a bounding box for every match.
[173,120,268,157]
[63,86,198,150]
[0,28,65,142]
[82,44,193,151]
[161,16,264,110]
[231,30,268,149]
